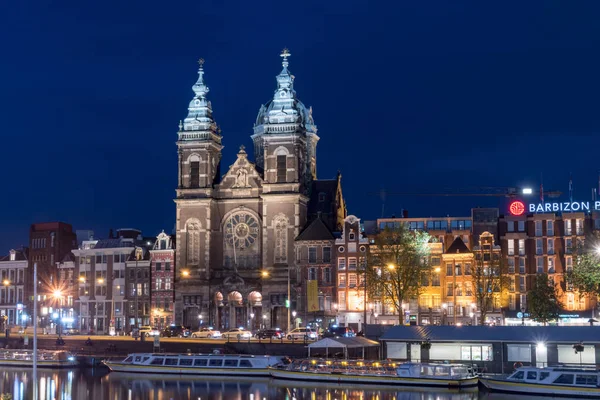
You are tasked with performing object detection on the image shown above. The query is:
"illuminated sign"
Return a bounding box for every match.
[509,201,525,216]
[528,201,600,213]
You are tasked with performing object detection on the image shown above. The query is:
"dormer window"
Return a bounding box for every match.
[9,251,15,261]
[349,231,356,241]
[135,248,143,261]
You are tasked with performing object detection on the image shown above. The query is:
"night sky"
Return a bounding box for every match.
[2,2,600,253]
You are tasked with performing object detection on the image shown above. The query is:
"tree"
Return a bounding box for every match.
[471,233,508,325]
[566,249,600,299]
[365,225,431,325]
[528,274,562,325]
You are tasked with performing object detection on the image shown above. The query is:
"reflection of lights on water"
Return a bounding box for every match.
[128,388,132,400]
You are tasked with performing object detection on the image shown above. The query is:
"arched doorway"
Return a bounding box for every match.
[248,291,262,331]
[227,291,244,329]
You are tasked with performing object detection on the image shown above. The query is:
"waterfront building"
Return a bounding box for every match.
[174,51,344,331]
[149,231,175,329]
[55,255,76,331]
[0,248,28,327]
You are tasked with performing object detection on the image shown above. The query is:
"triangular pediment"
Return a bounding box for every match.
[218,146,263,192]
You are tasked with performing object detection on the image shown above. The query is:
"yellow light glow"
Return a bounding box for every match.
[261,270,269,277]
[78,277,85,283]
[2,280,9,286]
[53,290,62,298]
[387,264,395,270]
[434,267,441,273]
[97,278,104,284]
[181,270,190,277]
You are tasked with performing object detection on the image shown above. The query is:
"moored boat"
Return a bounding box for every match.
[0,350,76,368]
[270,359,478,388]
[104,352,284,377]
[480,366,600,398]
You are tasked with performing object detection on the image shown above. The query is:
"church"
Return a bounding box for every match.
[174,50,346,331]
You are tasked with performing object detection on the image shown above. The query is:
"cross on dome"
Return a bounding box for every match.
[280,48,291,68]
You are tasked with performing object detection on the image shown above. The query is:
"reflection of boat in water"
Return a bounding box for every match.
[0,350,76,368]
[480,366,600,398]
[110,373,271,397]
[271,360,479,388]
[270,378,478,400]
[104,353,284,376]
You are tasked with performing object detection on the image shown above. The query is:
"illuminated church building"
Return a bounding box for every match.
[174,51,346,330]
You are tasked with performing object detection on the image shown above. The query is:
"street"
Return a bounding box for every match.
[38,334,314,345]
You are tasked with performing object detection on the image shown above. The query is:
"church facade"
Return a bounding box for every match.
[174,51,345,331]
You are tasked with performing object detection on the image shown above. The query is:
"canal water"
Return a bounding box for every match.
[0,368,534,400]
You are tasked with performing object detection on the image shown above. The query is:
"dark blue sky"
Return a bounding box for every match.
[2,1,600,253]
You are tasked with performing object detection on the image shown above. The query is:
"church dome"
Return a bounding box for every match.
[254,49,316,135]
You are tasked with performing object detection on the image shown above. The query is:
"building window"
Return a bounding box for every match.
[565,256,573,272]
[349,232,356,241]
[508,240,514,256]
[431,273,440,286]
[338,291,346,310]
[276,155,286,183]
[274,215,288,264]
[536,258,544,273]
[165,262,171,271]
[507,258,515,273]
[536,239,543,255]
[509,277,515,292]
[518,276,525,292]
[338,275,346,288]
[446,263,453,276]
[165,277,172,290]
[323,267,331,283]
[517,221,525,232]
[547,239,554,255]
[446,283,453,296]
[308,268,317,281]
[190,161,200,188]
[155,262,162,271]
[515,258,524,274]
[567,293,574,310]
[455,264,462,276]
[323,247,331,263]
[565,238,573,254]
[547,220,554,236]
[535,221,542,237]
[507,221,514,232]
[509,294,516,310]
[518,239,525,256]
[455,283,463,296]
[576,219,584,235]
[548,257,555,274]
[338,258,346,270]
[308,247,317,264]
[186,220,200,265]
[348,258,357,270]
[318,192,326,202]
[348,274,357,288]
[565,219,572,236]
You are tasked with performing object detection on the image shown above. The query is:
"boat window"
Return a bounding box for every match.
[526,371,537,380]
[209,359,223,367]
[179,359,193,366]
[239,360,252,367]
[142,357,150,362]
[165,358,178,366]
[509,371,524,380]
[134,356,142,362]
[123,356,133,363]
[434,367,450,376]
[553,374,574,384]
[194,359,207,366]
[539,372,550,380]
[150,358,165,365]
[224,360,238,367]
[576,374,598,386]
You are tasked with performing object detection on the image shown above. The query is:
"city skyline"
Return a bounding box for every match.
[2,2,600,252]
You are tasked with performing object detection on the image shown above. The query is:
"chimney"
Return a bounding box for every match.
[403,209,409,218]
[108,229,114,239]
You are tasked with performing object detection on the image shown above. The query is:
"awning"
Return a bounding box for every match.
[307,337,379,359]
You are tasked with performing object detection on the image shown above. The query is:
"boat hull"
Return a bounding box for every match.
[105,362,271,377]
[480,377,600,398]
[0,360,76,368]
[270,369,479,388]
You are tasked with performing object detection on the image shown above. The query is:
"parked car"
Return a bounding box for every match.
[160,325,190,338]
[324,326,356,338]
[286,327,318,340]
[221,328,252,340]
[254,329,283,339]
[131,326,160,337]
[64,328,80,336]
[190,328,221,339]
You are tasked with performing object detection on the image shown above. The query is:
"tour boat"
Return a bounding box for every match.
[480,366,600,398]
[270,359,478,388]
[104,352,285,377]
[0,350,76,368]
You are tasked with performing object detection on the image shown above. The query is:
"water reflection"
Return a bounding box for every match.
[0,368,542,400]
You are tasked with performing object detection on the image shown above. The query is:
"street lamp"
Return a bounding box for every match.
[249,313,254,330]
[374,313,378,324]
[53,290,63,340]
[262,314,267,329]
[2,280,9,287]
[292,310,297,329]
[442,303,448,325]
[181,270,190,278]
[521,306,526,326]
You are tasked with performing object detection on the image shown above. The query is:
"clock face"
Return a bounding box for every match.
[225,213,259,249]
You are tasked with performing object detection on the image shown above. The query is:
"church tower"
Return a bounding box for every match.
[251,49,319,194]
[176,59,223,194]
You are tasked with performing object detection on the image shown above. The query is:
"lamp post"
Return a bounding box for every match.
[442,303,448,325]
[521,306,526,326]
[250,313,254,330]
[198,314,203,328]
[262,314,267,329]
[292,310,297,329]
[287,264,291,333]
[53,290,63,340]
[333,303,338,325]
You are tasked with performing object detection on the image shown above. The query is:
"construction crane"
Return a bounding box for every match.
[369,186,563,218]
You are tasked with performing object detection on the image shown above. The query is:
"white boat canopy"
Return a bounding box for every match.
[307,337,380,359]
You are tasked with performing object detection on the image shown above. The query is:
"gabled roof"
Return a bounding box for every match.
[0,248,28,262]
[296,217,335,241]
[446,237,471,254]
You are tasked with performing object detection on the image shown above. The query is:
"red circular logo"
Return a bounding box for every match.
[509,201,525,216]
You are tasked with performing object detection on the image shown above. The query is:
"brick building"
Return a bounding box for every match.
[0,248,28,327]
[149,231,175,329]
